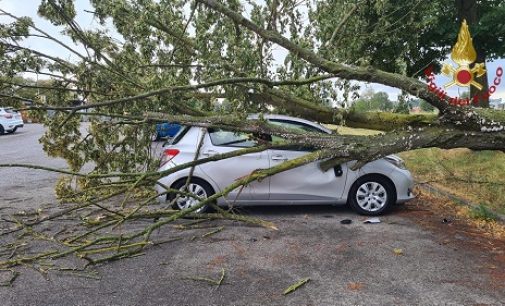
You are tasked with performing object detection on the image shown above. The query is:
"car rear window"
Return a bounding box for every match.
[169,126,190,145]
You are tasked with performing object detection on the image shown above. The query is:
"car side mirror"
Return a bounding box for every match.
[334,165,343,177]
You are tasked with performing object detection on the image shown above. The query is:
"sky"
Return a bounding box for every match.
[2,0,505,103]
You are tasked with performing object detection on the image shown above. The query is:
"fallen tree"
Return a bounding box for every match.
[0,0,504,281]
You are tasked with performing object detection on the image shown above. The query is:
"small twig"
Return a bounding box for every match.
[152,237,184,246]
[201,226,224,238]
[186,268,225,287]
[56,268,101,280]
[86,248,146,267]
[283,277,310,295]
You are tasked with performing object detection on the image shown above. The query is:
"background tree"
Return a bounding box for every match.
[352,89,394,112]
[313,0,505,107]
[394,93,410,114]
[419,99,435,112]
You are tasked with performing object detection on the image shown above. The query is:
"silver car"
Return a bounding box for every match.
[156,114,414,215]
[0,107,24,134]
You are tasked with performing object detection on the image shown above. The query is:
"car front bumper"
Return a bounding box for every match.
[391,169,416,203]
[4,120,24,131]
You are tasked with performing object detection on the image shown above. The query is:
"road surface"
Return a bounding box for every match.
[0,124,504,306]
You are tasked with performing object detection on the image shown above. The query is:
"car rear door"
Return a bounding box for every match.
[197,128,270,201]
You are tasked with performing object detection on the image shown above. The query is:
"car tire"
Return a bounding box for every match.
[168,178,214,213]
[0,125,4,134]
[348,175,395,216]
[7,127,17,134]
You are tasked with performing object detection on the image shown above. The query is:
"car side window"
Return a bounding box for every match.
[268,119,326,151]
[208,128,258,148]
[269,119,326,134]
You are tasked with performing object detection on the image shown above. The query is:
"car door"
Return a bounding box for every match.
[197,128,270,201]
[267,120,347,202]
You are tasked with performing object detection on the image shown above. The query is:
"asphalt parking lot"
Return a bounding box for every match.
[1,124,504,306]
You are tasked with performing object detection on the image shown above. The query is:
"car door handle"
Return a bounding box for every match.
[202,150,218,156]
[271,155,288,161]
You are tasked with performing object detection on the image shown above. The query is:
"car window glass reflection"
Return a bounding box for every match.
[208,128,258,148]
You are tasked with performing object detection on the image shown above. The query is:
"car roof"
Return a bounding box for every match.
[247,113,333,134]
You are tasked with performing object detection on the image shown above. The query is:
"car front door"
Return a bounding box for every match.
[267,120,347,202]
[197,128,270,201]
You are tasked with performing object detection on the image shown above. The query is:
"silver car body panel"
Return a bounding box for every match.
[267,148,348,201]
[198,129,270,201]
[156,114,415,206]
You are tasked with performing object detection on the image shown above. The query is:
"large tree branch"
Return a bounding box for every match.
[320,126,505,171]
[197,0,505,133]
[196,0,447,111]
[0,42,76,71]
[31,75,341,112]
[248,88,438,130]
[326,3,358,47]
[0,8,87,61]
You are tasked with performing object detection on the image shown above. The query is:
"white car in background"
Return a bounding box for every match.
[0,107,24,134]
[156,114,415,216]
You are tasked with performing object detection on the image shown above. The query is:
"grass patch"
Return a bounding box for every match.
[469,204,498,221]
[399,148,505,215]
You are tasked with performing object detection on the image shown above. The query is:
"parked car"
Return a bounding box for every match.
[155,114,415,215]
[153,122,182,141]
[0,107,24,134]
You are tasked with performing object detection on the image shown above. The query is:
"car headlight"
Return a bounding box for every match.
[385,155,407,170]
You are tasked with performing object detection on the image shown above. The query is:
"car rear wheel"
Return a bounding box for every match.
[348,176,395,215]
[168,178,214,213]
[0,125,4,134]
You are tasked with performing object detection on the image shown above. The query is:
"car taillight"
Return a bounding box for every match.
[3,114,13,119]
[160,149,180,167]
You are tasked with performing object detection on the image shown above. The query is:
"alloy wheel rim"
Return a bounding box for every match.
[176,183,208,212]
[356,182,387,212]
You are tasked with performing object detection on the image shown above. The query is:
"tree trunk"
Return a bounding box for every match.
[455,0,489,108]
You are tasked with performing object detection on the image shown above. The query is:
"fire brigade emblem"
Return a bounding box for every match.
[441,20,486,90]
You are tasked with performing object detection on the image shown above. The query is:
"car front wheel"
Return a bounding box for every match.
[348,176,395,215]
[168,178,214,213]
